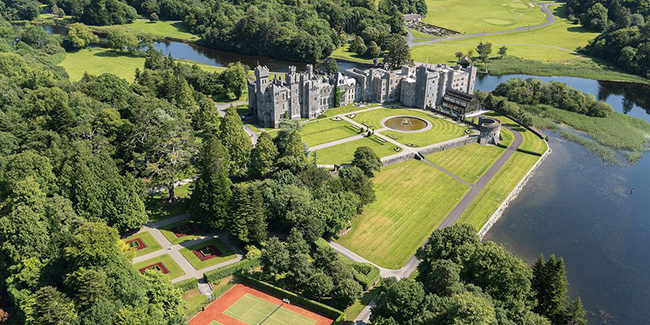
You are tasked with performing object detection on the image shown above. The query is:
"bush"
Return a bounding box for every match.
[239,275,345,321]
[204,257,260,283]
[174,278,198,292]
[349,261,380,290]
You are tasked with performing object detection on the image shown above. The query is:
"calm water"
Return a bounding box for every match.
[45,23,650,323]
[477,75,650,324]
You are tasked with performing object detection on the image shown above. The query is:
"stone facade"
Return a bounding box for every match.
[478,116,501,145]
[248,63,477,128]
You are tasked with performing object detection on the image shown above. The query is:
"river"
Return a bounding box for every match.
[476,75,650,325]
[44,23,650,324]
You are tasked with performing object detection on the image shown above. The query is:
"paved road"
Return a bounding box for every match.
[214,100,258,144]
[412,2,561,47]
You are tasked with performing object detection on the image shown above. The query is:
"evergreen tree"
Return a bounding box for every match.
[339,166,376,206]
[532,254,569,323]
[190,135,232,229]
[32,286,78,324]
[250,132,279,179]
[563,298,587,325]
[229,184,267,244]
[384,36,412,69]
[220,106,252,178]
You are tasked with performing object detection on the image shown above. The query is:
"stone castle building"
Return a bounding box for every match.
[248,63,478,128]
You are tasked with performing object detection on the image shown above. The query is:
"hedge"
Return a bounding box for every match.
[238,275,344,322]
[203,257,260,283]
[174,278,198,292]
[348,261,380,291]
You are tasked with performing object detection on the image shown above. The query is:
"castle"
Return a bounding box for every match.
[247,63,478,128]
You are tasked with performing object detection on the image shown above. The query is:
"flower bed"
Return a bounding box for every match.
[171,223,197,238]
[139,262,169,274]
[193,245,223,261]
[126,237,147,251]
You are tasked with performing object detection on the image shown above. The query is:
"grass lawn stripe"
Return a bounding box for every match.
[132,254,185,280]
[179,238,236,270]
[123,231,162,257]
[311,137,399,165]
[458,151,540,229]
[299,119,359,147]
[426,144,505,184]
[336,159,470,268]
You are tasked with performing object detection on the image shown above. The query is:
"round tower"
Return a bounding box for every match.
[478,116,501,145]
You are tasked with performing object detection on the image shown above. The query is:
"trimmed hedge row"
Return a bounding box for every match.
[174,278,198,292]
[238,275,344,322]
[348,261,380,291]
[203,257,260,283]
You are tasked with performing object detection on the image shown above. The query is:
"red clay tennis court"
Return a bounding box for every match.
[188,284,334,325]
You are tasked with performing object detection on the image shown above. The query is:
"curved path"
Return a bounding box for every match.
[330,127,524,323]
[411,2,562,47]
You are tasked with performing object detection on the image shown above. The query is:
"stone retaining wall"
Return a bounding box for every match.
[477,143,552,239]
[418,136,479,156]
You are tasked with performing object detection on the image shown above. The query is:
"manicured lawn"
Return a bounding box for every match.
[457,151,540,229]
[336,160,470,268]
[499,127,515,148]
[426,144,505,184]
[330,43,374,64]
[412,5,598,63]
[311,137,400,165]
[322,103,381,117]
[123,231,162,257]
[487,113,548,154]
[299,119,360,147]
[424,0,547,34]
[179,238,236,270]
[146,183,192,222]
[133,254,186,280]
[224,293,316,325]
[159,219,208,245]
[94,20,198,41]
[353,108,467,147]
[60,48,145,82]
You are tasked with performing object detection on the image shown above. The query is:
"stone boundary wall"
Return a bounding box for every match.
[478,143,552,239]
[418,136,479,156]
[382,152,417,166]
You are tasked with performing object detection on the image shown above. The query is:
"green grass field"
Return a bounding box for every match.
[224,294,316,325]
[336,159,470,268]
[424,0,547,34]
[124,231,162,257]
[311,137,399,165]
[457,151,540,229]
[179,238,236,270]
[322,103,381,117]
[94,20,197,40]
[330,43,374,64]
[299,119,359,147]
[488,113,548,154]
[426,144,505,184]
[183,289,211,319]
[59,48,145,82]
[133,254,186,280]
[159,220,208,245]
[353,108,467,147]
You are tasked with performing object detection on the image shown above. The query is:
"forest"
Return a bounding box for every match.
[566,0,650,78]
[1,0,426,62]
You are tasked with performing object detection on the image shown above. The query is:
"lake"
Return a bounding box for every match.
[477,75,650,325]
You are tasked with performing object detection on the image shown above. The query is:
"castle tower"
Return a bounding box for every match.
[286,66,301,120]
[254,66,270,117]
[415,66,438,109]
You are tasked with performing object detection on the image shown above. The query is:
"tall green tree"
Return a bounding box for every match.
[532,254,569,323]
[220,106,252,178]
[67,23,98,49]
[228,184,267,245]
[339,166,375,206]
[220,62,247,99]
[250,132,279,178]
[32,286,78,324]
[190,135,232,229]
[476,42,493,62]
[563,298,587,325]
[384,36,412,69]
[351,146,381,176]
[107,29,139,53]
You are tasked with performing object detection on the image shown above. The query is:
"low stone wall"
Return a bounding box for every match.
[477,143,552,239]
[382,152,417,166]
[419,136,479,157]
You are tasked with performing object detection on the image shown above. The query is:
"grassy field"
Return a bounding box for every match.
[225,294,316,325]
[183,289,210,319]
[124,231,162,257]
[426,144,505,184]
[330,43,375,64]
[59,48,145,82]
[353,108,467,147]
[424,0,547,34]
[93,20,197,41]
[146,183,192,222]
[178,238,237,270]
[299,119,360,147]
[457,151,540,229]
[311,137,400,165]
[159,219,209,245]
[322,103,381,117]
[336,160,470,268]
[133,254,186,280]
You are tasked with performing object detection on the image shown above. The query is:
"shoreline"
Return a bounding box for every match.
[478,142,552,239]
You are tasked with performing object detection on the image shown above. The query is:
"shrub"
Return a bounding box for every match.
[203,257,260,283]
[174,278,198,292]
